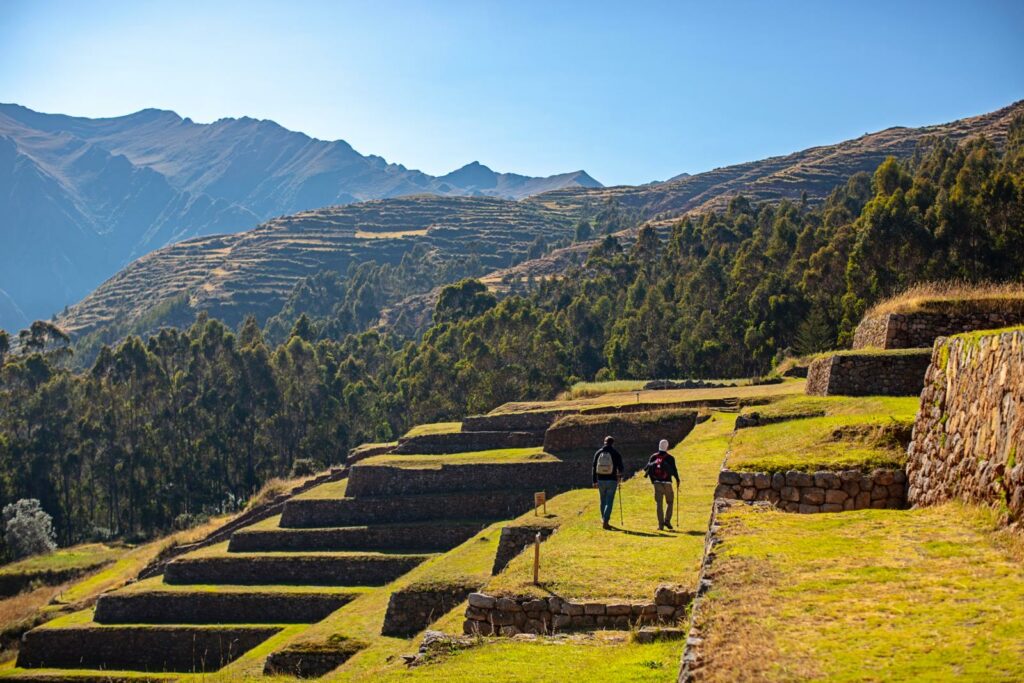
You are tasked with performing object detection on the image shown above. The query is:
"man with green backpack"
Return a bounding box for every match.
[592,436,624,530]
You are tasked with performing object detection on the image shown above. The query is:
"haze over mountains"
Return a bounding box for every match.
[54,100,1024,346]
[0,103,601,330]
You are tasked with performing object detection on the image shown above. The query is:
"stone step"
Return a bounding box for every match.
[391,431,543,455]
[228,519,487,553]
[346,460,588,497]
[94,587,360,624]
[279,490,544,528]
[17,624,280,672]
[0,671,175,683]
[163,551,432,586]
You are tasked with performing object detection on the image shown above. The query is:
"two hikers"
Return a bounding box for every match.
[643,439,680,530]
[592,436,624,530]
[593,436,680,531]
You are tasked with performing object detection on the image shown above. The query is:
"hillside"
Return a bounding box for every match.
[0,104,600,330]
[534,98,1023,223]
[58,195,579,336]
[56,100,1024,343]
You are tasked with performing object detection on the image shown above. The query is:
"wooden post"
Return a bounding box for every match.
[534,491,546,516]
[533,531,541,585]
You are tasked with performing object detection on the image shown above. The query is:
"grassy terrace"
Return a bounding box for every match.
[865,281,1024,317]
[0,544,123,580]
[401,422,463,439]
[728,395,919,473]
[490,379,805,414]
[562,378,750,400]
[696,503,1024,682]
[484,413,733,601]
[358,447,558,468]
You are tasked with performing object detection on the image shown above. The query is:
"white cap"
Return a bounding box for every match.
[659,439,669,451]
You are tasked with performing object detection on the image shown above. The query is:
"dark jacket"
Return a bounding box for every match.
[643,451,679,484]
[592,445,624,483]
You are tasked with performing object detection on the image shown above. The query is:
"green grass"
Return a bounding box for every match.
[484,413,734,601]
[293,478,348,500]
[402,422,463,439]
[696,502,1024,682]
[358,447,557,468]
[0,544,122,577]
[728,411,916,473]
[562,378,750,399]
[739,395,920,423]
[491,379,804,415]
[368,634,684,682]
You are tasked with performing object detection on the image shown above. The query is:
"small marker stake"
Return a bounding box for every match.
[533,531,541,585]
[534,491,546,516]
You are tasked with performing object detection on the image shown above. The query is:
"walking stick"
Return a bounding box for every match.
[676,482,680,528]
[618,480,624,526]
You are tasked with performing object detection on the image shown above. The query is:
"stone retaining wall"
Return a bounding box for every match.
[907,329,1024,524]
[17,626,280,672]
[163,554,425,586]
[263,638,364,678]
[805,351,931,396]
[228,522,485,553]
[462,411,566,435]
[0,563,114,598]
[391,431,542,455]
[713,468,906,512]
[346,461,589,497]
[853,308,1024,350]
[93,590,355,624]
[491,524,557,575]
[543,410,697,464]
[280,490,543,528]
[382,583,483,637]
[462,585,691,636]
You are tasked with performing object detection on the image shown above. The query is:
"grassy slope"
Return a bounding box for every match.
[401,422,463,439]
[358,447,557,468]
[696,503,1024,682]
[0,545,123,578]
[728,396,919,473]
[485,414,733,601]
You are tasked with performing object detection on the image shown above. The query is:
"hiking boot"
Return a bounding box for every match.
[664,521,674,530]
[658,525,664,531]
[602,522,612,530]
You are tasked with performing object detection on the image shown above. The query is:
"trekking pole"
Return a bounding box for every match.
[618,480,624,526]
[675,482,680,528]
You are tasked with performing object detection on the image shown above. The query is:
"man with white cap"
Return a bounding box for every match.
[643,439,680,530]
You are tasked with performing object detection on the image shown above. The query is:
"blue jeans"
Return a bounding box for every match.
[597,480,618,524]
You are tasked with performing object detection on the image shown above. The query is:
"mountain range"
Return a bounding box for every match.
[53,100,1024,345]
[0,103,601,330]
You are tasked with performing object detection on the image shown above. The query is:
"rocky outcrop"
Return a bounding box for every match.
[462,585,691,636]
[714,468,907,512]
[853,307,1024,350]
[805,351,932,396]
[907,328,1024,524]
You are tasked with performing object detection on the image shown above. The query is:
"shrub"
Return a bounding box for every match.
[3,499,56,559]
[290,458,318,478]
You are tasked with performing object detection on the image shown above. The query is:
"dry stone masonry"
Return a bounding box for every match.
[907,328,1024,525]
[382,582,484,637]
[853,306,1024,350]
[805,350,932,396]
[543,409,698,463]
[491,523,557,575]
[714,468,907,512]
[462,585,691,636]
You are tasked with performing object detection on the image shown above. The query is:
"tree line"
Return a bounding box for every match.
[1,119,1021,548]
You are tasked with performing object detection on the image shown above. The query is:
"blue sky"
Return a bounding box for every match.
[1,0,1022,185]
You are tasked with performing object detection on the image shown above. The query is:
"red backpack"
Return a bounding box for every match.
[650,452,669,480]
